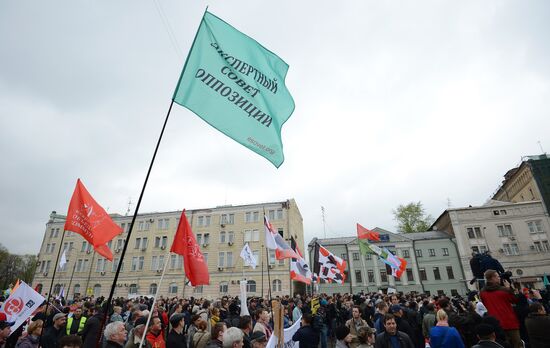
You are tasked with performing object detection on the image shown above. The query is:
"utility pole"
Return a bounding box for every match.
[321,206,326,239]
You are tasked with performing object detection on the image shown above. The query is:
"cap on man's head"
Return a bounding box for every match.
[389,305,402,313]
[475,323,495,337]
[53,313,67,322]
[249,331,266,343]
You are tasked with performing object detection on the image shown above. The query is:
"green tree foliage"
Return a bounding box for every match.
[0,243,38,290]
[393,202,434,233]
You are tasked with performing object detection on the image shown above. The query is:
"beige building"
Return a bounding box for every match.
[33,199,304,299]
[431,200,550,289]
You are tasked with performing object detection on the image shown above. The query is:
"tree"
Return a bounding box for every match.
[0,243,38,290]
[393,201,434,233]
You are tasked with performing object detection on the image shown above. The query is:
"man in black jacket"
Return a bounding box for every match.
[472,324,504,348]
[42,313,67,348]
[292,314,320,348]
[81,305,105,348]
[374,314,414,348]
[167,314,187,348]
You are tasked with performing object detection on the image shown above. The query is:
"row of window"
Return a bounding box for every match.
[467,221,545,239]
[348,247,450,262]
[354,266,455,284]
[470,241,550,256]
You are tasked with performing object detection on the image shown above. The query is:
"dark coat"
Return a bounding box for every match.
[204,339,222,348]
[292,325,320,348]
[395,316,415,344]
[105,341,124,348]
[41,326,66,348]
[374,331,414,348]
[166,329,187,348]
[15,335,40,348]
[81,313,105,348]
[525,313,550,348]
[471,341,505,348]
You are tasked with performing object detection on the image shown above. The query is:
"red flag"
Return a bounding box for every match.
[356,223,381,241]
[264,216,301,260]
[64,179,121,260]
[171,210,209,286]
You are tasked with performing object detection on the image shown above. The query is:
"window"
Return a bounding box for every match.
[203,233,210,245]
[497,224,514,237]
[245,211,260,223]
[149,283,157,295]
[93,284,101,297]
[135,238,141,249]
[402,250,410,258]
[543,241,550,252]
[355,270,362,283]
[227,231,234,244]
[528,221,544,234]
[221,213,235,225]
[151,256,158,271]
[194,286,203,294]
[121,223,126,232]
[442,248,449,256]
[154,236,168,248]
[503,243,519,256]
[352,252,359,261]
[116,239,124,251]
[158,218,169,230]
[367,270,375,283]
[204,216,211,226]
[196,234,202,245]
[112,258,124,272]
[246,280,257,293]
[226,252,233,267]
[433,267,441,280]
[137,221,150,231]
[380,270,388,283]
[272,279,282,292]
[96,259,106,272]
[244,229,260,242]
[467,227,482,239]
[268,209,283,220]
[341,253,348,261]
[74,284,81,295]
[220,231,226,243]
[419,268,427,281]
[141,237,148,250]
[446,266,455,279]
[365,254,372,260]
[83,259,89,272]
[138,257,144,270]
[534,241,549,252]
[45,243,50,253]
[415,249,423,257]
[493,210,500,216]
[170,255,183,269]
[218,252,225,267]
[132,257,138,271]
[129,284,138,294]
[81,241,88,252]
[220,281,229,293]
[166,282,177,294]
[429,249,436,257]
[269,250,276,265]
[50,229,55,238]
[406,269,414,282]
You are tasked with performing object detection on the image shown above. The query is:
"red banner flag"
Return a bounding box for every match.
[171,210,209,286]
[64,179,122,260]
[356,223,381,242]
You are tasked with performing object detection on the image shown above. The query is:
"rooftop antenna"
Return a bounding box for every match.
[321,206,326,239]
[447,197,452,208]
[538,140,546,155]
[126,198,132,216]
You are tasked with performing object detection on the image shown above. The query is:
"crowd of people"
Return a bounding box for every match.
[1,269,550,348]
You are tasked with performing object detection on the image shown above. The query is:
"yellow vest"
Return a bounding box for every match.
[66,316,87,335]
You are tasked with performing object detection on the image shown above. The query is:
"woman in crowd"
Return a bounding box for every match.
[16,320,43,348]
[429,309,465,348]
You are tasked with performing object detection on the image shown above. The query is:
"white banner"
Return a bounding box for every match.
[240,280,250,317]
[0,281,45,336]
[266,316,301,348]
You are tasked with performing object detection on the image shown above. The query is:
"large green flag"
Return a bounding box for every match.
[173,11,295,168]
[358,239,375,255]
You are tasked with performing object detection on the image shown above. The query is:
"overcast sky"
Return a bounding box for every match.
[1,1,549,255]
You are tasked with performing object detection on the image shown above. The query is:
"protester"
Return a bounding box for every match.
[345,306,369,348]
[42,313,67,348]
[471,324,504,348]
[480,270,521,348]
[66,307,87,336]
[193,320,211,348]
[252,310,271,340]
[0,313,15,347]
[111,306,124,323]
[222,327,243,348]
[374,314,414,348]
[104,322,128,348]
[81,305,105,348]
[58,335,83,348]
[15,319,43,348]
[125,317,151,348]
[146,317,166,348]
[373,302,387,334]
[524,302,550,348]
[237,316,252,348]
[356,326,376,348]
[293,301,303,323]
[388,305,414,342]
[428,309,464,348]
[334,326,352,348]
[421,303,436,340]
[248,332,267,348]
[292,313,320,348]
[206,323,226,348]
[166,314,187,348]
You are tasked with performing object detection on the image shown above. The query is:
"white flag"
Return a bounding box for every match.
[0,281,45,336]
[240,243,257,269]
[59,250,67,270]
[239,280,250,316]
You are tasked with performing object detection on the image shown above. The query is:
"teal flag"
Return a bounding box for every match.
[173,11,295,168]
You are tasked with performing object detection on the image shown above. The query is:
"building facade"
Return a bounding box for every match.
[431,200,550,289]
[33,199,304,299]
[308,229,467,296]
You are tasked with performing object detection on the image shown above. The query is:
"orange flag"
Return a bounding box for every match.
[64,179,122,261]
[171,210,209,286]
[356,223,381,242]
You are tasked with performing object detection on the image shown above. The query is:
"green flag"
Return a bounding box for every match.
[173,11,295,168]
[358,239,375,255]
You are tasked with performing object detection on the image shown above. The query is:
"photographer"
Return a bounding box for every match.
[479,270,521,348]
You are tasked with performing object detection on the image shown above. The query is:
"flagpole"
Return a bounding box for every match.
[138,251,170,348]
[261,246,264,299]
[265,246,272,303]
[66,260,77,300]
[41,231,67,330]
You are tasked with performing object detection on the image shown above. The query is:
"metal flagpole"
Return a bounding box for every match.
[138,250,170,348]
[265,247,272,303]
[66,260,77,300]
[261,246,264,298]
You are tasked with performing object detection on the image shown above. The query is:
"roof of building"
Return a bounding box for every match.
[309,229,452,247]
[401,231,451,241]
